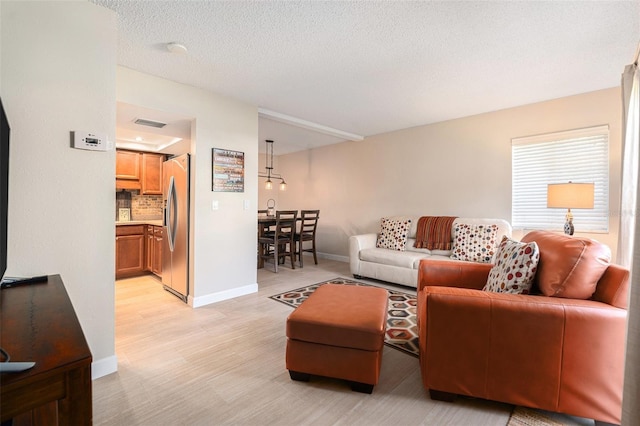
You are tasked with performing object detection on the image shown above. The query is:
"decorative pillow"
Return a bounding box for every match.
[450,223,499,263]
[483,236,540,294]
[376,218,412,251]
[521,230,611,299]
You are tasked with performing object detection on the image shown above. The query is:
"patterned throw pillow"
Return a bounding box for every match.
[376,218,412,251]
[450,223,499,263]
[483,236,540,294]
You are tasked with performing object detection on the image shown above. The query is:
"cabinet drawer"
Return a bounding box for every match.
[116,225,145,236]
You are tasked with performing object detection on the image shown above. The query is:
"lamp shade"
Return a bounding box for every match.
[547,183,594,209]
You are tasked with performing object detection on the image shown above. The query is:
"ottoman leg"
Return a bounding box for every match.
[289,370,310,382]
[349,381,374,394]
[429,389,456,402]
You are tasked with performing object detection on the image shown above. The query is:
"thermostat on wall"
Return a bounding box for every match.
[71,131,112,151]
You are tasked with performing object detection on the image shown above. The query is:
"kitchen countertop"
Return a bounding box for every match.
[116,220,163,226]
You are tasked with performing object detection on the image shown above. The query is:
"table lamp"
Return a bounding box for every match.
[547,182,594,235]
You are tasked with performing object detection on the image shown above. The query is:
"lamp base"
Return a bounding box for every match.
[563,209,575,235]
[564,220,574,235]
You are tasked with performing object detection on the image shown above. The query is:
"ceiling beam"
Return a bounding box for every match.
[258,108,364,141]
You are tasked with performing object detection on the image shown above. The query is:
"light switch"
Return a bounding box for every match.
[243,200,250,210]
[212,200,219,210]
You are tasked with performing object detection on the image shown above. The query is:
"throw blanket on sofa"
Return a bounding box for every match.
[414,216,457,250]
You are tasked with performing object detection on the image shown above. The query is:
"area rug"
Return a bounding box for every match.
[270,277,418,357]
[507,407,566,426]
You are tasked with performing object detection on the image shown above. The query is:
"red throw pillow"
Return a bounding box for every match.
[521,231,611,299]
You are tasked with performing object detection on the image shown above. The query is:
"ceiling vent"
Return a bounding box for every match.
[134,118,167,128]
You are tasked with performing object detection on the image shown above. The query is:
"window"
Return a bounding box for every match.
[512,125,609,232]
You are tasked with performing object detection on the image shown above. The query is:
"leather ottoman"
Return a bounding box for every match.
[285,283,388,393]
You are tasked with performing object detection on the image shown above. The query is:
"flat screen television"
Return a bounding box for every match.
[1,97,9,281]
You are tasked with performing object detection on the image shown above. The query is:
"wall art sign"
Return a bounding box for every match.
[212,148,244,192]
[118,208,131,222]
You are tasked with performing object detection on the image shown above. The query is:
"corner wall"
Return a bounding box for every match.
[117,67,259,307]
[276,88,622,260]
[1,1,117,377]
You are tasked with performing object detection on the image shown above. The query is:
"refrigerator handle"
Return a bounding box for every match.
[166,176,177,252]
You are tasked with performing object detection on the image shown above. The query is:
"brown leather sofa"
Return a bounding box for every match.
[416,231,629,424]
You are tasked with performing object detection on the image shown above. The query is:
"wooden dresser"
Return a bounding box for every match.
[1,275,92,425]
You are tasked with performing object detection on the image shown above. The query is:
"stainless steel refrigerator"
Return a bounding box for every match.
[162,153,189,302]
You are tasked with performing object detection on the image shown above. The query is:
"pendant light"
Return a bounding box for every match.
[258,140,287,191]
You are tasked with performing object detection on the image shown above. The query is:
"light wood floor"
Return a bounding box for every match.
[93,258,587,425]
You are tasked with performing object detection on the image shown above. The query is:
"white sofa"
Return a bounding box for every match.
[349,217,512,288]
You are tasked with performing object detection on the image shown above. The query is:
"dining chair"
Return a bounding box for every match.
[257,210,272,267]
[258,209,276,237]
[258,210,298,272]
[295,210,320,267]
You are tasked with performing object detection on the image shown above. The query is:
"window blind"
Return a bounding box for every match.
[512,125,609,232]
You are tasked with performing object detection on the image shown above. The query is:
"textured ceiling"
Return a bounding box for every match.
[93,0,639,155]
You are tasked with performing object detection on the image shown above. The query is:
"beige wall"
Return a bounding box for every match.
[257,153,283,211]
[1,1,117,378]
[274,88,622,261]
[117,67,259,307]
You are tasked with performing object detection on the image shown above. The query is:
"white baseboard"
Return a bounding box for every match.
[317,251,349,263]
[191,283,258,308]
[92,355,118,380]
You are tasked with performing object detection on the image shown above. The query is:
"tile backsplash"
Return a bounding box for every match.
[116,190,163,221]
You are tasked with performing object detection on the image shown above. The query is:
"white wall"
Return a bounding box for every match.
[276,88,623,261]
[117,67,259,307]
[1,1,117,378]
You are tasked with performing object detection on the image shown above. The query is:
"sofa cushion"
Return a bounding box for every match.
[376,217,412,251]
[360,247,428,269]
[450,223,499,263]
[521,230,611,299]
[405,239,432,255]
[483,236,540,294]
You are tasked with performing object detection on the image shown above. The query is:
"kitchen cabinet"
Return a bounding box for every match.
[116,150,140,180]
[141,153,164,195]
[146,226,154,272]
[145,225,163,277]
[116,150,164,194]
[116,225,145,279]
[151,226,163,276]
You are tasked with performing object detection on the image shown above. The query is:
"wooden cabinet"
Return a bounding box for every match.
[141,153,164,195]
[117,224,163,279]
[151,226,163,276]
[116,150,140,178]
[145,225,163,277]
[116,150,164,194]
[1,275,92,425]
[146,226,154,272]
[116,150,141,190]
[116,225,145,279]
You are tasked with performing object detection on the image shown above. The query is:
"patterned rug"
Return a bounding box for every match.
[507,407,565,425]
[269,277,419,357]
